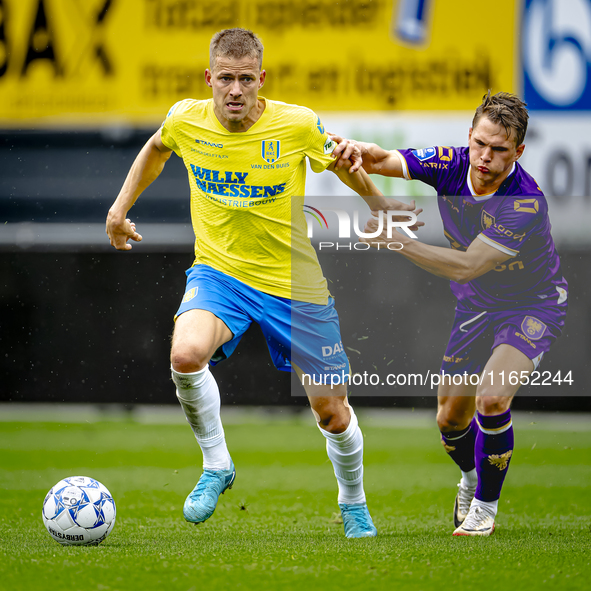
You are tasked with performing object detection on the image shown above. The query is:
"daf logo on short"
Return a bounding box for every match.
[322,342,344,357]
[262,140,280,164]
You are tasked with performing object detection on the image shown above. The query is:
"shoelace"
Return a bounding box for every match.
[463,505,494,530]
[345,506,369,527]
[457,483,476,514]
[188,471,224,499]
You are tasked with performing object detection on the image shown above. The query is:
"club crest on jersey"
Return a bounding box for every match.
[521,316,547,340]
[481,210,495,231]
[514,198,539,214]
[182,287,198,303]
[261,140,280,164]
[411,147,436,161]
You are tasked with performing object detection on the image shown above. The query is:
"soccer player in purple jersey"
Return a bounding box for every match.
[332,92,568,536]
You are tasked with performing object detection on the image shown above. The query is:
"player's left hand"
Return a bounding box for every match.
[359,216,410,249]
[329,133,363,173]
[374,198,424,232]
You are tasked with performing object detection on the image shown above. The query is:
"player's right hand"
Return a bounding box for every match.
[106,216,143,251]
[329,134,364,173]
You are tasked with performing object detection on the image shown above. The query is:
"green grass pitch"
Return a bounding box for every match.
[1,411,590,591]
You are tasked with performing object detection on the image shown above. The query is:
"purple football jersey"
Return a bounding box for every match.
[396,146,568,309]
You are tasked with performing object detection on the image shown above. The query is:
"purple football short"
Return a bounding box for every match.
[440,298,567,375]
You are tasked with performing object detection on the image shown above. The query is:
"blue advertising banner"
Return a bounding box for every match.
[522,0,591,110]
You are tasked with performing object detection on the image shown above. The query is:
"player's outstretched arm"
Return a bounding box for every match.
[328,159,384,207]
[360,217,511,283]
[328,161,423,231]
[330,134,404,177]
[106,129,173,251]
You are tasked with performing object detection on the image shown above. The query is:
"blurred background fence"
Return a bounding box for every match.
[1,0,590,409]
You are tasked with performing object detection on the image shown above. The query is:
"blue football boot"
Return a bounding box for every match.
[339,503,378,538]
[183,459,236,523]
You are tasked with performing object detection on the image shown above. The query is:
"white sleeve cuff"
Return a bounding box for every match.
[393,150,410,180]
[477,233,519,256]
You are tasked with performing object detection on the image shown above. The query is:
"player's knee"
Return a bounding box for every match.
[315,404,350,434]
[436,407,470,432]
[475,395,510,416]
[170,342,210,373]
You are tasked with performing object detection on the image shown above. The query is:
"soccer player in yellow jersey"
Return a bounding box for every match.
[106,28,414,538]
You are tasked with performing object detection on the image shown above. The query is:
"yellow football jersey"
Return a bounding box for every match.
[160,97,336,305]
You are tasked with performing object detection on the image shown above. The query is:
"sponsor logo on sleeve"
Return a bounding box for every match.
[514,198,539,214]
[166,101,182,118]
[411,147,436,161]
[323,138,336,155]
[316,116,325,134]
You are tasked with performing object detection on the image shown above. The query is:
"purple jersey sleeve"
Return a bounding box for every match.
[396,146,466,192]
[478,197,545,257]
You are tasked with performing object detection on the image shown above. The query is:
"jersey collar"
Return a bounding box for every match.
[467,162,516,201]
[209,96,272,135]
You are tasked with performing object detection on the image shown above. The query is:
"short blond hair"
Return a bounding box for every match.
[210,28,264,71]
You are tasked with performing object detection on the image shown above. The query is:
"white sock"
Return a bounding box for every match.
[171,366,231,470]
[471,497,498,518]
[317,407,366,505]
[461,468,478,489]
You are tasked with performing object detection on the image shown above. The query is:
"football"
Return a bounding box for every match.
[42,476,116,546]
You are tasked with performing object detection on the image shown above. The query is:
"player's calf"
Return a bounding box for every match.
[453,408,514,536]
[437,400,478,527]
[474,409,514,505]
[312,401,376,537]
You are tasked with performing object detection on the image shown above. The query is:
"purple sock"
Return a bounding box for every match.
[475,410,514,502]
[440,417,477,472]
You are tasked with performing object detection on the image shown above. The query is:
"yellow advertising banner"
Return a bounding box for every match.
[0,0,517,126]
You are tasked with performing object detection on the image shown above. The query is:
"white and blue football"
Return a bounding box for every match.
[42,476,116,546]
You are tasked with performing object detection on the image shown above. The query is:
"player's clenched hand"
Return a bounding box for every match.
[329,133,364,173]
[106,216,143,251]
[373,198,425,232]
